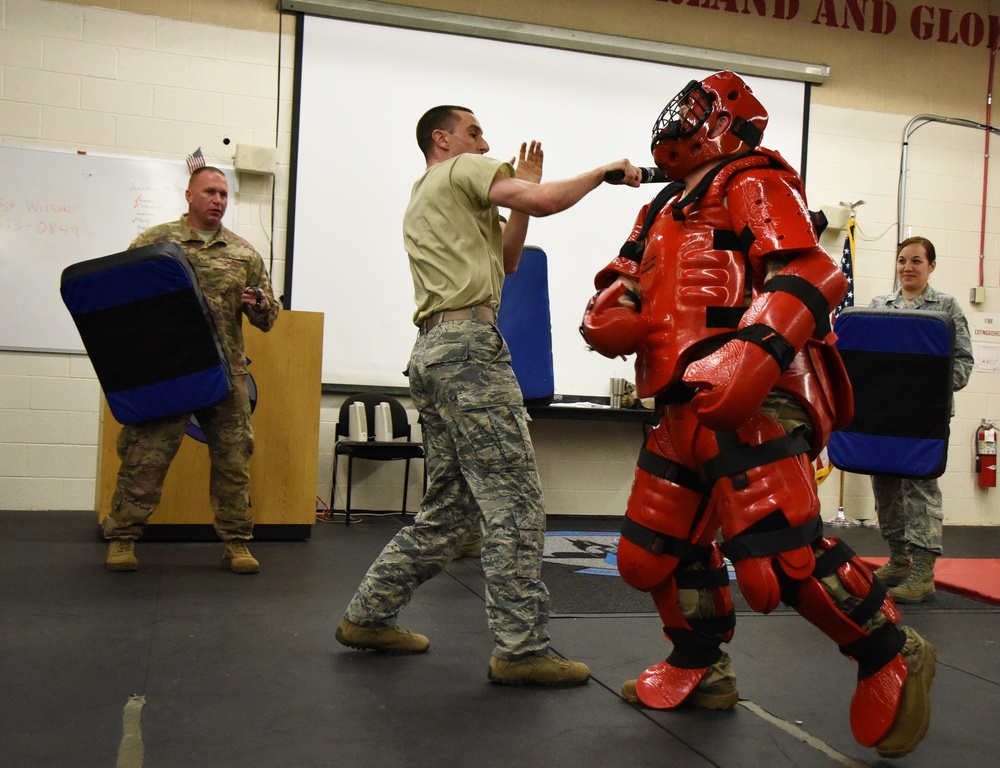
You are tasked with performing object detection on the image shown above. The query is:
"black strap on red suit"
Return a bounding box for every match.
[840,622,907,680]
[637,446,708,493]
[735,323,796,371]
[762,273,833,338]
[620,516,711,563]
[701,428,811,489]
[719,513,824,563]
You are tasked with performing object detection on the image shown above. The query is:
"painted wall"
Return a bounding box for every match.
[1,0,998,526]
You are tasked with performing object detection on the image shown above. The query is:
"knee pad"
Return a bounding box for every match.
[618,515,711,591]
[618,433,709,591]
[709,418,821,613]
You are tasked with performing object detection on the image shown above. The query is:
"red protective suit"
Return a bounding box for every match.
[583,148,933,757]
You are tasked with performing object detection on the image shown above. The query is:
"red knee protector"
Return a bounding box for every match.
[617,427,706,592]
[617,537,672,592]
[713,416,820,614]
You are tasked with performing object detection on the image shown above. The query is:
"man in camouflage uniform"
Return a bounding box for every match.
[869,235,974,602]
[103,166,279,574]
[336,105,640,684]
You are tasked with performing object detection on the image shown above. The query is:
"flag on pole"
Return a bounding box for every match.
[814,445,832,485]
[834,214,856,319]
[186,147,206,174]
[819,212,856,485]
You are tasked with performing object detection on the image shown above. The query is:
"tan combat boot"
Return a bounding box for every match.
[889,549,936,603]
[452,531,483,560]
[335,617,430,654]
[488,651,590,687]
[874,552,911,587]
[223,541,259,574]
[620,652,739,710]
[106,539,138,571]
[876,626,937,758]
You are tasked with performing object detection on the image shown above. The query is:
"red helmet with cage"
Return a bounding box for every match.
[650,70,768,181]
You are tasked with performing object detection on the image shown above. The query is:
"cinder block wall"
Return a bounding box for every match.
[1,0,998,525]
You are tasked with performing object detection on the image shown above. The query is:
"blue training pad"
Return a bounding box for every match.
[828,307,954,479]
[497,246,555,404]
[61,242,232,425]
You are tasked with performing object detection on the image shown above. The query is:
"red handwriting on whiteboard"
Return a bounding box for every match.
[0,218,80,236]
[0,197,80,236]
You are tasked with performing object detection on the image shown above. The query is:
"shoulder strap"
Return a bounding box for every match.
[617,150,792,263]
[618,181,684,263]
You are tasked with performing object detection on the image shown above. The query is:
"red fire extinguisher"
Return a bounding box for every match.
[976,420,997,488]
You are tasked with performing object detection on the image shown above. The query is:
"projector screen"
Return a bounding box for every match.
[287,14,809,396]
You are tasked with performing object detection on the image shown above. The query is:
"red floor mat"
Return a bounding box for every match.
[861,557,1000,605]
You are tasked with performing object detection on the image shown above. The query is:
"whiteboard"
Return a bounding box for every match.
[288,15,808,396]
[0,145,237,353]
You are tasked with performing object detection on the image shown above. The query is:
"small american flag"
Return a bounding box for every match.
[834,215,856,319]
[186,147,206,174]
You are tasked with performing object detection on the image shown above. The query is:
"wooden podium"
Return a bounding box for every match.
[95,310,323,540]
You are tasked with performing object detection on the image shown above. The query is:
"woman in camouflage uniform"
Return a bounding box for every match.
[869,236,974,602]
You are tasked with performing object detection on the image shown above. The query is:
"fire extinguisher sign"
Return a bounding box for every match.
[970,313,1000,373]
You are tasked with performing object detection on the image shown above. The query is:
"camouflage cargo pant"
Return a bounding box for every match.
[344,320,550,659]
[102,374,254,542]
[870,475,943,556]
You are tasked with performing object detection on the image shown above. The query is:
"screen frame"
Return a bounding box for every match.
[285,13,812,397]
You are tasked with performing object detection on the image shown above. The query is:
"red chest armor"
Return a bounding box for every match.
[629,150,817,399]
[636,190,747,397]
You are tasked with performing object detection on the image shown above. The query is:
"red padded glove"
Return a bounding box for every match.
[683,336,779,431]
[580,281,646,359]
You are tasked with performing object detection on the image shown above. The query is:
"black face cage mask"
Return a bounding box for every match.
[651,80,716,147]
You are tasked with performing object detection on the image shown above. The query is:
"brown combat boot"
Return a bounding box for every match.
[488,651,590,687]
[223,541,259,574]
[620,652,739,710]
[890,549,936,603]
[876,626,937,758]
[452,532,483,560]
[335,617,430,654]
[105,540,138,571]
[874,547,911,587]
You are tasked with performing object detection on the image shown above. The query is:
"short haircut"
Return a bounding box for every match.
[416,105,473,159]
[188,165,226,188]
[898,235,936,264]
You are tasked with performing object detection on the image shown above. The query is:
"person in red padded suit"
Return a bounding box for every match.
[581,71,935,759]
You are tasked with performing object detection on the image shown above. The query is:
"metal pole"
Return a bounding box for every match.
[827,466,859,528]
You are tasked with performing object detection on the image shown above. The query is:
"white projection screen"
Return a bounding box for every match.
[288,14,809,396]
